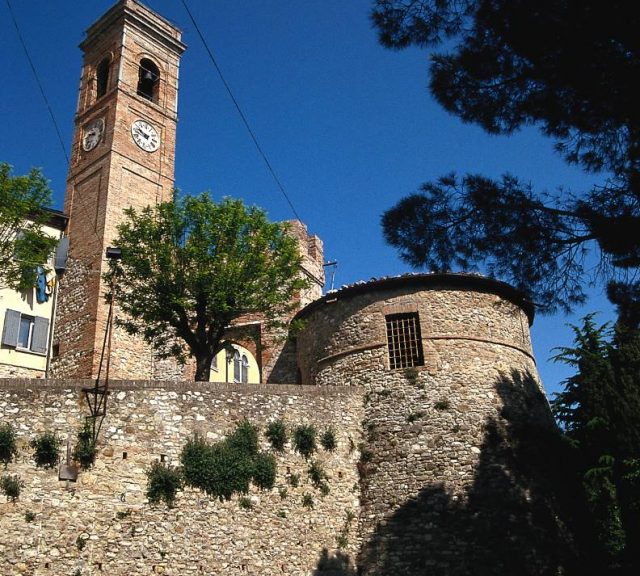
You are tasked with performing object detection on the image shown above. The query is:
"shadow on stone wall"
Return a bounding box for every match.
[353,369,580,576]
[312,549,357,575]
[267,337,299,384]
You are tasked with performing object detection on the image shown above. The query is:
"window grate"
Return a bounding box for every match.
[385,313,424,370]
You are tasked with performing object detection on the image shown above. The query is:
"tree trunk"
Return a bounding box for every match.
[194,353,212,382]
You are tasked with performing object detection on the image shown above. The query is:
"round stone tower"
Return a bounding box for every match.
[295,273,571,575]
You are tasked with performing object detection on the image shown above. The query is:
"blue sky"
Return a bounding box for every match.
[0,0,615,395]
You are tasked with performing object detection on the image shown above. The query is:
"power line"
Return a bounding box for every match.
[5,0,69,165]
[179,0,302,222]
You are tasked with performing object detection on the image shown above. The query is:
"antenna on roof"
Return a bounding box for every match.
[323,260,338,292]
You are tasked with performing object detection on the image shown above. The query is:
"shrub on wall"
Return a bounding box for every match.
[0,474,24,502]
[146,461,183,508]
[320,428,337,452]
[293,424,317,459]
[252,452,277,490]
[0,423,18,466]
[30,431,62,469]
[265,419,287,452]
[73,421,97,470]
[308,460,327,488]
[180,420,276,501]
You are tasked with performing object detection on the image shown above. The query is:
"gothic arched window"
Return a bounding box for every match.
[241,354,249,384]
[137,58,160,103]
[233,350,241,383]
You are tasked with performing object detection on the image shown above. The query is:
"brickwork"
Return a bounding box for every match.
[53,0,186,379]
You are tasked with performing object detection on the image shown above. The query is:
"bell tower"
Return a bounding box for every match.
[52,0,186,378]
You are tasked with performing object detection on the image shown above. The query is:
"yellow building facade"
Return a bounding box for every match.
[0,211,66,377]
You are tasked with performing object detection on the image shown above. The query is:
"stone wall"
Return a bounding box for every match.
[295,275,573,575]
[0,379,363,576]
[0,365,44,379]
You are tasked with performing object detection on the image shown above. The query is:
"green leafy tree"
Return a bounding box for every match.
[107,194,307,381]
[0,163,57,290]
[553,304,640,572]
[372,1,640,312]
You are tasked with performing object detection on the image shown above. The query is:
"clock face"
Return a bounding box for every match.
[131,119,160,152]
[82,117,104,151]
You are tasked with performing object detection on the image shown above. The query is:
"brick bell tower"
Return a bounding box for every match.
[52,0,186,378]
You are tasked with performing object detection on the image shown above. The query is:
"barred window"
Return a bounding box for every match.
[385,312,424,370]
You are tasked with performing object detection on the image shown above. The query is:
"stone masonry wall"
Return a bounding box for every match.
[0,379,364,576]
[296,279,571,575]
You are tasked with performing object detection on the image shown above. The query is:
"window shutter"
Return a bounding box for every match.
[1,309,21,347]
[30,316,50,355]
[54,236,69,272]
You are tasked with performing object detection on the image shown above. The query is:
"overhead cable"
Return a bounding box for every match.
[179,0,303,222]
[5,0,69,165]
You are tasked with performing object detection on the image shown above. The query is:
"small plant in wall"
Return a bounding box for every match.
[308,460,327,489]
[30,431,62,469]
[146,461,184,508]
[287,472,300,488]
[293,424,317,459]
[320,428,337,452]
[0,474,24,502]
[404,367,419,385]
[73,421,97,470]
[116,509,132,520]
[434,398,451,410]
[25,510,36,523]
[265,419,287,452]
[406,411,425,423]
[0,422,19,467]
[76,534,89,551]
[238,496,253,510]
[302,492,314,509]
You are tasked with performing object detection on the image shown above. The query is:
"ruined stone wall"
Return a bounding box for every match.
[0,379,363,576]
[296,278,571,575]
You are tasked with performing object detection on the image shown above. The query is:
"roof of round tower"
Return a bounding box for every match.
[296,272,535,325]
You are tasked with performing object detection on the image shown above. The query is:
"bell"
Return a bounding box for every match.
[142,69,155,81]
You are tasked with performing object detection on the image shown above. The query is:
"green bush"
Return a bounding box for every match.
[293,424,317,459]
[1,474,24,502]
[73,421,96,470]
[146,462,183,508]
[25,510,36,522]
[30,431,62,469]
[406,411,425,423]
[434,399,451,410]
[253,452,276,490]
[302,492,314,509]
[180,420,277,501]
[288,472,300,487]
[227,420,258,454]
[308,460,327,488]
[320,428,337,452]
[0,423,18,466]
[265,419,287,451]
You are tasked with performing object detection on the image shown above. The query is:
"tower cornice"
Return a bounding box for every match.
[81,0,186,57]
